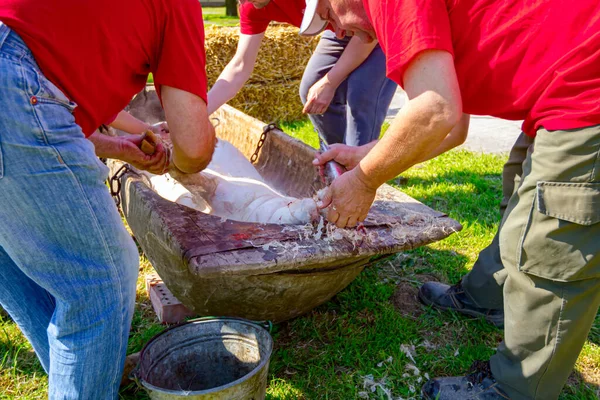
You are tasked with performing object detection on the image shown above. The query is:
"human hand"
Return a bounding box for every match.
[119,135,170,175]
[317,168,377,228]
[148,121,169,140]
[303,76,337,115]
[312,143,370,171]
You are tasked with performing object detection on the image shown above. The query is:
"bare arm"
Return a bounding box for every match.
[207,33,264,115]
[303,36,378,115]
[89,131,169,174]
[413,113,470,164]
[109,110,170,136]
[355,50,462,187]
[314,113,468,169]
[162,85,216,173]
[320,50,463,227]
[109,111,150,134]
[327,36,378,88]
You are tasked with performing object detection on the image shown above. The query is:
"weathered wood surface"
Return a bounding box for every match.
[111,88,461,322]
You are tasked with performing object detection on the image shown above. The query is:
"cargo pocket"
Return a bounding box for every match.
[518,181,600,281]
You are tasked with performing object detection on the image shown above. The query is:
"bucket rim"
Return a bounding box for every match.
[135,317,273,395]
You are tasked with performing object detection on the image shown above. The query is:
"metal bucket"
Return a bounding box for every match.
[133,318,273,399]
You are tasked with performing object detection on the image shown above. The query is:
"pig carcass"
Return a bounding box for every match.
[141,140,320,225]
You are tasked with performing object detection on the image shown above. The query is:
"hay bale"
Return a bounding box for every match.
[229,80,305,123]
[205,24,320,85]
[205,24,320,122]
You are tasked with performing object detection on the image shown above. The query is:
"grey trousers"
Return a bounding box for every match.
[462,132,535,309]
[299,30,397,146]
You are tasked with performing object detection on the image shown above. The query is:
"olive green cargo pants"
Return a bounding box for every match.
[488,125,600,399]
[461,133,534,310]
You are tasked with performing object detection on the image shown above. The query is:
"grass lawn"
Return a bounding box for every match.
[202,6,240,27]
[1,119,598,399]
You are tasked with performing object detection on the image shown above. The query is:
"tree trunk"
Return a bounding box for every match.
[225,0,238,17]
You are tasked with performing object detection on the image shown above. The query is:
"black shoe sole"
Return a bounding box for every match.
[418,289,504,329]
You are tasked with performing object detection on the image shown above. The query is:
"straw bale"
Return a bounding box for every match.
[205,24,320,85]
[228,80,305,123]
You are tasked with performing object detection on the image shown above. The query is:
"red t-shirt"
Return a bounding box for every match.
[364,0,600,136]
[0,0,208,136]
[239,0,306,35]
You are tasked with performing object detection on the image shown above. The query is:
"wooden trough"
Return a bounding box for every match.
[108,88,461,323]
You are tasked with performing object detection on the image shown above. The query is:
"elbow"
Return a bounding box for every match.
[175,152,213,174]
[454,125,468,146]
[425,95,462,139]
[173,125,217,174]
[439,99,463,131]
[230,58,253,82]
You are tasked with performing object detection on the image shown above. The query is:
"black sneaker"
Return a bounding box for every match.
[421,361,511,399]
[418,282,504,328]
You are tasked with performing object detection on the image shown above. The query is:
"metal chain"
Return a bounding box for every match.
[250,123,279,164]
[108,164,133,208]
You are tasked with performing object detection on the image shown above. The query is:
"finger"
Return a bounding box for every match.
[303,97,316,114]
[126,134,145,146]
[312,148,339,166]
[347,215,359,228]
[143,145,167,167]
[146,154,169,174]
[335,214,350,229]
[358,210,369,223]
[316,188,333,209]
[327,209,340,224]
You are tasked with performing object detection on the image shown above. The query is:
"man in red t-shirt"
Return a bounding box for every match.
[0,0,215,397]
[208,0,397,147]
[303,0,600,399]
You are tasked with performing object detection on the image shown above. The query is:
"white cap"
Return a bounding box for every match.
[299,0,328,36]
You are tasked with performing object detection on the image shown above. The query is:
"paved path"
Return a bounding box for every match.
[386,88,521,154]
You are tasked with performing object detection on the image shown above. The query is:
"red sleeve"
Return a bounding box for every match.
[153,0,207,103]
[104,113,118,125]
[239,2,272,35]
[365,0,454,87]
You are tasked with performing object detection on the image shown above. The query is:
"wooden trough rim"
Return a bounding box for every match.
[118,166,462,279]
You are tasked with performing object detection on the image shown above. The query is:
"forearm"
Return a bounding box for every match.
[207,63,252,115]
[357,93,460,188]
[326,36,377,88]
[109,111,150,134]
[163,86,215,174]
[88,131,125,159]
[207,33,263,115]
[414,113,470,164]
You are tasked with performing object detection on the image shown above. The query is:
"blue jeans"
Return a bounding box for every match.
[299,31,397,146]
[0,23,139,399]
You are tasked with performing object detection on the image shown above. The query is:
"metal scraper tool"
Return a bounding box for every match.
[315,129,346,185]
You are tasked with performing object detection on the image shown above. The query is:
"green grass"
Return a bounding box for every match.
[1,119,598,398]
[279,120,390,149]
[202,6,240,27]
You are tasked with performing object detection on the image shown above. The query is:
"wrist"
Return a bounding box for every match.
[323,73,341,89]
[352,166,380,192]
